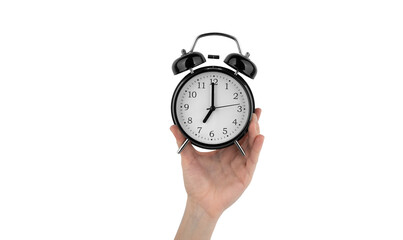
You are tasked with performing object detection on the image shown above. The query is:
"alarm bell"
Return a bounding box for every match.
[224,53,257,79]
[172,51,206,75]
[172,32,257,79]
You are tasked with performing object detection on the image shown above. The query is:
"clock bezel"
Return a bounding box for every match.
[171,66,255,150]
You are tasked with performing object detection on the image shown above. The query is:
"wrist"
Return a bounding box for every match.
[175,198,220,240]
[185,197,222,222]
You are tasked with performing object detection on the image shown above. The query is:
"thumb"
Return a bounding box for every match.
[170,125,186,147]
[170,125,195,157]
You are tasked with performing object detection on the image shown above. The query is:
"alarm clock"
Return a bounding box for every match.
[171,32,257,156]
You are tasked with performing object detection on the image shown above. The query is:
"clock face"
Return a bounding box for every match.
[172,67,254,149]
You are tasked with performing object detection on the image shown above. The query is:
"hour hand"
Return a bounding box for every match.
[202,106,215,123]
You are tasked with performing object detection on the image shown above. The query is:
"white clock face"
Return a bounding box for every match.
[175,70,251,145]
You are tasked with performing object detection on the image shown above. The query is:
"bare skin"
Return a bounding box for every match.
[171,108,264,240]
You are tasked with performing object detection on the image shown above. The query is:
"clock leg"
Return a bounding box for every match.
[234,140,246,156]
[177,138,190,154]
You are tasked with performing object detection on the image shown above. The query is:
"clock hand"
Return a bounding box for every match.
[207,103,240,110]
[203,83,216,123]
[211,82,215,107]
[202,107,215,123]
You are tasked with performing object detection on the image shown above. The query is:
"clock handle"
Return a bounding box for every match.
[190,32,243,55]
[234,140,246,156]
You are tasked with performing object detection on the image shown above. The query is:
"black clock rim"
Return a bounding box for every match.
[171,66,255,150]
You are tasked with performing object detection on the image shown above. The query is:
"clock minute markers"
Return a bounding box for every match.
[175,70,251,149]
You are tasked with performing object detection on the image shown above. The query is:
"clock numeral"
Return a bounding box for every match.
[198,82,205,89]
[233,93,238,99]
[187,117,193,124]
[188,91,197,98]
[222,128,228,134]
[225,83,229,90]
[197,127,202,133]
[232,119,238,125]
[209,130,214,137]
[237,106,242,112]
[210,78,218,85]
[184,104,189,110]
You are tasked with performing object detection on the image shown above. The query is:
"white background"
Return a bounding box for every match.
[1,0,402,239]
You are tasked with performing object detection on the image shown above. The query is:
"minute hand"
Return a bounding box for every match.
[211,82,215,107]
[207,103,240,110]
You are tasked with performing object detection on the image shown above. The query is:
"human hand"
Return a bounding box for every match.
[171,108,264,240]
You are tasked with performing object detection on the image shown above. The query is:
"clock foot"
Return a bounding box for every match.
[234,140,246,156]
[177,138,190,154]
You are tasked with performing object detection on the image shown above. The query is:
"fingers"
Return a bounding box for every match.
[245,108,264,174]
[247,108,261,147]
[237,108,261,148]
[248,114,260,148]
[255,108,262,121]
[170,125,186,147]
[246,134,264,175]
[170,125,195,157]
[254,108,261,135]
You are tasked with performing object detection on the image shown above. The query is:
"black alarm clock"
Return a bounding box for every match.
[171,32,257,156]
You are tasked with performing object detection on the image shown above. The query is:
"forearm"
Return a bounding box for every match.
[175,198,220,240]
